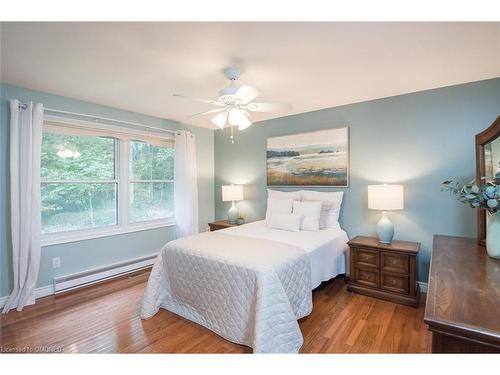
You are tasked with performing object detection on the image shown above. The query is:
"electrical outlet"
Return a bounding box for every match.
[52,257,61,269]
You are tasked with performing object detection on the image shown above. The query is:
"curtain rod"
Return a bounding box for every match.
[17,102,182,135]
[45,107,179,135]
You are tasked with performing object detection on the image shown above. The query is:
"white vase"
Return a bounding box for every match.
[486,212,500,259]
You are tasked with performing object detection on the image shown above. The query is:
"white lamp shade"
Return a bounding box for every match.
[368,184,404,210]
[222,185,243,202]
[228,108,252,130]
[211,111,228,129]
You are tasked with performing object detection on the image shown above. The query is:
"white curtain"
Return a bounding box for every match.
[174,130,199,238]
[2,100,44,313]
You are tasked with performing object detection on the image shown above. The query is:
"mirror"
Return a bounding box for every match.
[476,116,500,246]
[484,139,500,182]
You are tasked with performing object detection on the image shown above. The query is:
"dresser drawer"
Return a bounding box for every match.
[381,272,409,294]
[381,252,409,274]
[354,247,380,268]
[354,267,380,288]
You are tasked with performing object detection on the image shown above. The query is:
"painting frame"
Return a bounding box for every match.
[266,126,349,187]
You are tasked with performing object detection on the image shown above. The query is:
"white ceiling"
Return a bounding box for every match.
[1,22,499,129]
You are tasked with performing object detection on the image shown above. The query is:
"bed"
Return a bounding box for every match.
[140,220,348,353]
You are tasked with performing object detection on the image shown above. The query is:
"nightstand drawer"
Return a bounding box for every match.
[381,272,409,294]
[347,236,420,307]
[354,267,380,288]
[381,252,409,274]
[354,248,379,268]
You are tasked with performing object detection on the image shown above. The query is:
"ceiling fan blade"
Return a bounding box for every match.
[188,108,225,118]
[172,93,224,107]
[243,102,292,113]
[228,108,252,130]
[211,111,228,129]
[233,85,260,104]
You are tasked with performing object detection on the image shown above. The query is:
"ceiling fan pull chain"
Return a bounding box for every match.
[230,125,234,144]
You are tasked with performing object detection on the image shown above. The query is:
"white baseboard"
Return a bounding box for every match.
[0,253,157,309]
[35,284,55,298]
[418,281,428,293]
[53,254,157,294]
[0,284,54,310]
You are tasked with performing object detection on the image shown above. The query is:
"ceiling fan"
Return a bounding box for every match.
[173,67,292,141]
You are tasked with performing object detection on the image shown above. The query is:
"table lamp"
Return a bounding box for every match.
[222,185,243,224]
[368,184,404,244]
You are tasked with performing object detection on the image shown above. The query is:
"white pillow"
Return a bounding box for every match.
[265,198,294,222]
[292,200,322,231]
[267,213,303,232]
[301,190,344,229]
[267,189,302,201]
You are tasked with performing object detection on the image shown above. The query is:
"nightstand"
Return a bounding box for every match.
[208,220,238,232]
[347,236,420,307]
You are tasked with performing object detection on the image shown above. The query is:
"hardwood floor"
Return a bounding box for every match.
[0,270,431,353]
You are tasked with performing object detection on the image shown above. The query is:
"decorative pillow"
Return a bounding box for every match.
[265,198,294,222]
[267,189,302,201]
[301,190,344,229]
[267,213,303,232]
[292,200,322,231]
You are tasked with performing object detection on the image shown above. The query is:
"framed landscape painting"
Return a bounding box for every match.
[267,127,348,187]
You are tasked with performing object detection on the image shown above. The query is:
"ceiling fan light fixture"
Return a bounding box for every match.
[238,121,252,130]
[228,108,251,129]
[218,85,238,102]
[175,67,291,140]
[211,111,228,129]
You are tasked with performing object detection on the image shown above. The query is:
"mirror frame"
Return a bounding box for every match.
[476,115,500,246]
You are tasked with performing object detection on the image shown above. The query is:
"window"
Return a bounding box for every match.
[41,119,175,245]
[129,141,174,223]
[41,133,117,234]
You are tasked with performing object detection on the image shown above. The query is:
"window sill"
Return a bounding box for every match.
[41,220,176,247]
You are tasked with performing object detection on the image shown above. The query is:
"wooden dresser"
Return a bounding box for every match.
[424,235,500,353]
[347,236,420,307]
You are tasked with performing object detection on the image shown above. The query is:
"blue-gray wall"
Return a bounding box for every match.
[2,78,499,295]
[214,78,500,282]
[0,84,215,298]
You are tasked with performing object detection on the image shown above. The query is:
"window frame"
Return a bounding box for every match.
[41,116,175,247]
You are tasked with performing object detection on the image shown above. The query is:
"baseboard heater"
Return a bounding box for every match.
[53,254,158,294]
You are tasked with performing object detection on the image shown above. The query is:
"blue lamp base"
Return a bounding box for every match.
[376,211,394,244]
[227,201,239,224]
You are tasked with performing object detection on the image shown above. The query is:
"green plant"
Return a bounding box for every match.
[441,177,500,214]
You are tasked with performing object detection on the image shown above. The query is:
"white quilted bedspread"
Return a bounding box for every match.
[140,231,312,353]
